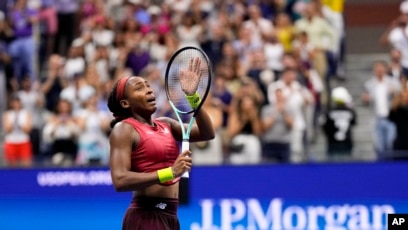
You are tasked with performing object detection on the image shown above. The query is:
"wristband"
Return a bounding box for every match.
[186,92,201,109]
[157,167,175,183]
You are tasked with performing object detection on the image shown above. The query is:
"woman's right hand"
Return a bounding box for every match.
[172,150,192,178]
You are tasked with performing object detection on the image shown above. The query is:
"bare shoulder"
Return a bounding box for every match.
[110,121,138,144]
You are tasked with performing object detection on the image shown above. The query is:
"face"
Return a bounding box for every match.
[275,89,284,102]
[282,70,297,84]
[10,98,22,110]
[240,96,256,111]
[57,100,72,114]
[121,77,156,115]
[373,62,387,78]
[391,49,401,62]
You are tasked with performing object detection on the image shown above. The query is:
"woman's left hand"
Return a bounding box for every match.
[180,57,202,95]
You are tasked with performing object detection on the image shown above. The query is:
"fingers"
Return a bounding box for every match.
[173,150,193,177]
[188,58,193,70]
[181,150,192,157]
[193,57,201,75]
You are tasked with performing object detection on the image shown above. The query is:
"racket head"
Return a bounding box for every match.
[165,46,212,115]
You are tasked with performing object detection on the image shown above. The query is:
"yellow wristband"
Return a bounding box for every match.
[186,92,201,109]
[157,167,174,183]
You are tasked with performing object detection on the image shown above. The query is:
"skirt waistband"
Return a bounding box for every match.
[130,196,179,216]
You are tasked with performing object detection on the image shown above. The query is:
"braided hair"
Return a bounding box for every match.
[107,77,132,128]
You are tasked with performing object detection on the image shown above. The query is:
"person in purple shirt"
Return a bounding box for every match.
[8,0,38,83]
[125,44,150,76]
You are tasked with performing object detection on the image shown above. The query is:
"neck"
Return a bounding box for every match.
[132,114,154,126]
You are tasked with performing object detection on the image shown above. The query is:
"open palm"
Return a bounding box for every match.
[180,57,202,95]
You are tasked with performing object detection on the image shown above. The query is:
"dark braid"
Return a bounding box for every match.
[107,80,131,128]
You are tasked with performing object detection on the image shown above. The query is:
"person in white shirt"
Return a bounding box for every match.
[243,4,274,46]
[380,15,408,78]
[268,69,314,163]
[2,94,33,167]
[362,61,401,160]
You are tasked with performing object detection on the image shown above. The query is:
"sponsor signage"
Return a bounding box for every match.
[0,162,407,230]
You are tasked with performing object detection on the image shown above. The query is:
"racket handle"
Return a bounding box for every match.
[181,140,190,178]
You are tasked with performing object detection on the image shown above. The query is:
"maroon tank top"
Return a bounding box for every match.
[123,118,180,174]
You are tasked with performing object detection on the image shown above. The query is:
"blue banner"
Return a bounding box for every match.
[0,162,407,230]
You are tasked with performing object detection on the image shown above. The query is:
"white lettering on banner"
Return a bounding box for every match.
[37,170,112,186]
[190,198,395,230]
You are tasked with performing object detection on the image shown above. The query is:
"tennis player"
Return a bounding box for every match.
[108,61,214,229]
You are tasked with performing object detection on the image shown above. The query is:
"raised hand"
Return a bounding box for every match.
[180,57,202,95]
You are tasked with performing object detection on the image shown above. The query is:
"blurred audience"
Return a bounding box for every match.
[2,0,407,167]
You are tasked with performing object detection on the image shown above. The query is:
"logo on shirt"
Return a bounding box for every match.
[163,128,170,135]
[155,203,167,210]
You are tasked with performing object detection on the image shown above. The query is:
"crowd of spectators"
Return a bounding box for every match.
[0,0,405,168]
[375,0,408,160]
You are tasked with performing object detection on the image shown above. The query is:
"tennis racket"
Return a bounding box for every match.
[165,46,212,178]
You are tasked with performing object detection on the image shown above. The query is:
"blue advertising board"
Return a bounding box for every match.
[0,162,407,230]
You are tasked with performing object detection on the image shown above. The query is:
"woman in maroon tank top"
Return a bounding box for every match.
[107,71,214,229]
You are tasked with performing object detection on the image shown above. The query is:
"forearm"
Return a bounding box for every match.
[262,117,275,132]
[283,114,294,128]
[251,118,263,136]
[111,170,161,192]
[192,108,215,141]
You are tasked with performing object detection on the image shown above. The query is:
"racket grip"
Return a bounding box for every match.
[181,140,190,178]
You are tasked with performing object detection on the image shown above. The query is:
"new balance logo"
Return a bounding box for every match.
[155,203,167,210]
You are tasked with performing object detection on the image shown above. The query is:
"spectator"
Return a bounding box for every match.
[294,1,336,83]
[263,30,285,79]
[59,72,96,114]
[322,87,356,161]
[2,94,33,167]
[268,68,314,163]
[40,54,66,112]
[388,48,405,82]
[0,14,11,131]
[63,41,86,80]
[38,0,57,71]
[142,5,171,36]
[261,88,294,163]
[175,11,203,49]
[274,12,295,53]
[200,22,227,68]
[227,81,263,165]
[125,40,150,76]
[53,0,79,55]
[246,48,270,104]
[243,4,274,46]
[42,99,79,166]
[17,77,45,160]
[362,61,400,160]
[8,0,38,83]
[75,94,110,166]
[389,90,408,159]
[212,74,233,155]
[380,14,408,78]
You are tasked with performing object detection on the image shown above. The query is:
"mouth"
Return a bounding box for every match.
[147,97,156,105]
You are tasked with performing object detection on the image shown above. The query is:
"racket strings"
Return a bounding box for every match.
[167,49,210,113]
